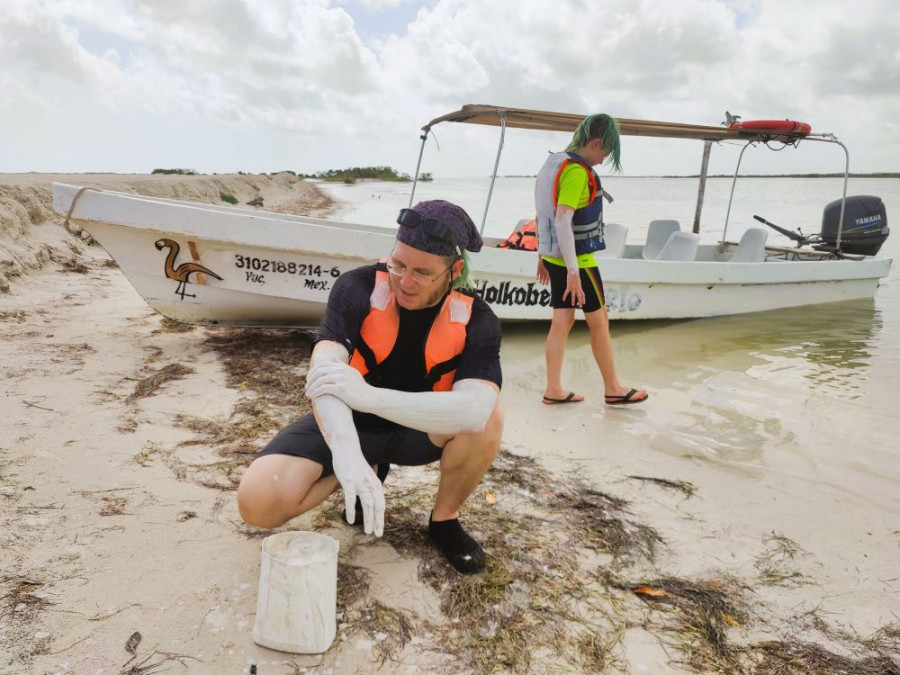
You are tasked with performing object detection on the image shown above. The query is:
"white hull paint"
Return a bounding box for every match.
[53,183,892,326]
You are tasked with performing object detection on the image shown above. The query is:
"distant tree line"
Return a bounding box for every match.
[149,167,442,182]
[151,168,198,175]
[297,166,432,183]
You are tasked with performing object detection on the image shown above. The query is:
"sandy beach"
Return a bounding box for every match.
[2,174,898,674]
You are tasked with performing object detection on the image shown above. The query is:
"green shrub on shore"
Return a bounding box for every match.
[151,168,198,175]
[219,192,238,204]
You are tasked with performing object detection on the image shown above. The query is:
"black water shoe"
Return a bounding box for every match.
[428,513,486,574]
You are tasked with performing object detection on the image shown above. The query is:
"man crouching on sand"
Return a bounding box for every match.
[237,200,503,574]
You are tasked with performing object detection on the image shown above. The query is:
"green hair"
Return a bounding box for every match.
[566,113,622,172]
[451,250,473,290]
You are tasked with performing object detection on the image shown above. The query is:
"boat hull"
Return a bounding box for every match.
[53,183,892,326]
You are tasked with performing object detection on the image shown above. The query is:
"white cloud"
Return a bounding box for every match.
[0,0,897,175]
[353,0,417,8]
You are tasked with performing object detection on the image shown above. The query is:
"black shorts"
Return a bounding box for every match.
[257,414,444,477]
[543,258,606,312]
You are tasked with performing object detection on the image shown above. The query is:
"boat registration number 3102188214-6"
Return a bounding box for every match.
[233,253,343,290]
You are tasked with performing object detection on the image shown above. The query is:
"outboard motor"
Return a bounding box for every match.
[819,195,889,256]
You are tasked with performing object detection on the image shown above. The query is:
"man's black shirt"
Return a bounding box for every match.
[314,264,502,429]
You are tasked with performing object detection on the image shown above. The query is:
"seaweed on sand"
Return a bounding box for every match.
[313,448,660,674]
[749,639,900,674]
[164,325,896,674]
[203,327,312,410]
[169,327,314,485]
[182,327,313,451]
[610,575,749,671]
[126,363,194,402]
[1,578,50,621]
[754,531,810,587]
[626,474,697,499]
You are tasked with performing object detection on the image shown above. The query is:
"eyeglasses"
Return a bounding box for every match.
[385,257,454,285]
[396,208,462,257]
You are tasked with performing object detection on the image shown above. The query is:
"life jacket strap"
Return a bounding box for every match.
[353,337,382,385]
[423,354,463,389]
[573,219,603,240]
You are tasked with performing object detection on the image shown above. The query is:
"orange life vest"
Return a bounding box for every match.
[497,218,538,251]
[348,269,473,392]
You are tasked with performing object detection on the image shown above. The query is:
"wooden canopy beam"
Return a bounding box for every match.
[423,104,814,144]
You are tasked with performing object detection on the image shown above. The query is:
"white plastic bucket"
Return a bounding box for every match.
[252,531,340,653]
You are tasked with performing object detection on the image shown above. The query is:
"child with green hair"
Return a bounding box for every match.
[533,113,647,406]
[567,113,623,172]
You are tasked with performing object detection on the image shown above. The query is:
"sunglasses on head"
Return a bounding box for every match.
[396,208,462,257]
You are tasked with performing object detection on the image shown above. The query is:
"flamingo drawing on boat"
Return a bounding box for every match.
[154,238,223,299]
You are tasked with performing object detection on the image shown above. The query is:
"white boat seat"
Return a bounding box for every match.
[595,222,628,258]
[729,227,769,262]
[656,231,700,261]
[642,219,681,260]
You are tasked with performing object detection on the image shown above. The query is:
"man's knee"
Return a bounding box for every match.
[237,471,286,529]
[236,456,306,529]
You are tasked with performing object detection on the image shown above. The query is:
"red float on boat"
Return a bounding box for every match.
[730,119,812,134]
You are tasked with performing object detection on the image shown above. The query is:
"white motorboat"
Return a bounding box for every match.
[51,104,891,326]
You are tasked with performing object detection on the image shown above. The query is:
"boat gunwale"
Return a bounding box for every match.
[57,183,890,287]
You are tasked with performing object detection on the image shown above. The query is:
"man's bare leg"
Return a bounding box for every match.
[431,400,504,521]
[427,400,504,573]
[237,454,338,529]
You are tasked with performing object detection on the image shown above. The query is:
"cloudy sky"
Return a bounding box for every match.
[1,0,898,177]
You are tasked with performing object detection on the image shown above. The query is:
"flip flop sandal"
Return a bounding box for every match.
[605,388,648,405]
[542,392,583,405]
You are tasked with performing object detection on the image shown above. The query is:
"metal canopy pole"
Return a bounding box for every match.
[480,112,507,234]
[692,140,712,234]
[721,142,752,247]
[783,135,849,253]
[720,135,848,252]
[833,138,850,253]
[408,132,428,208]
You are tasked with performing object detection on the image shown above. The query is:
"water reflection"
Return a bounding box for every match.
[503,297,881,388]
[692,298,881,398]
[501,298,884,469]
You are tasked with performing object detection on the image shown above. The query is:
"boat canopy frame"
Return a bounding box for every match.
[408,104,852,252]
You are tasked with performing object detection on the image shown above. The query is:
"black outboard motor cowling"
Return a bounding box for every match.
[819,195,889,256]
